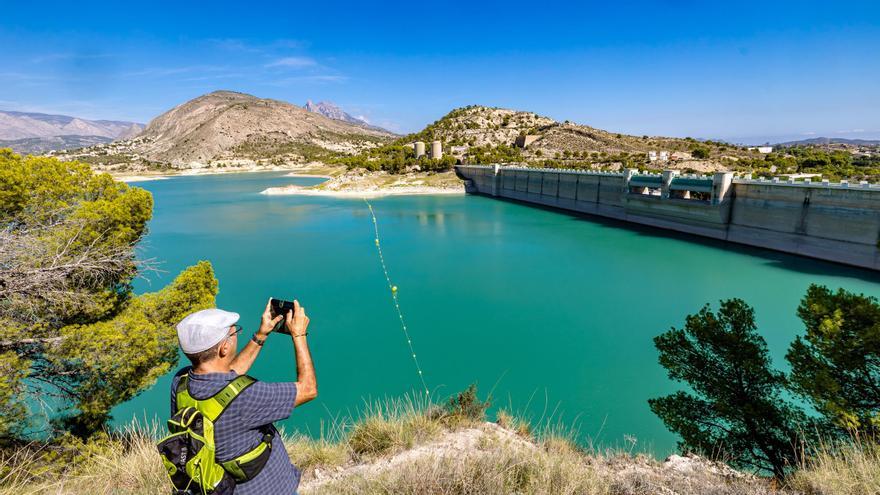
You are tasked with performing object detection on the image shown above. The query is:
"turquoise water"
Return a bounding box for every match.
[113,171,880,456]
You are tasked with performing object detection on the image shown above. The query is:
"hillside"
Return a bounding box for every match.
[342,105,880,180]
[413,105,759,168]
[0,110,143,154]
[55,91,395,170]
[339,105,758,175]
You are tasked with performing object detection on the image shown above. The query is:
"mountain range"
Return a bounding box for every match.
[55,91,395,168]
[0,110,143,154]
[42,90,815,173]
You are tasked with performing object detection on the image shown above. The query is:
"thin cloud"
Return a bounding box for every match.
[262,74,349,87]
[209,38,264,53]
[31,53,114,64]
[122,65,230,77]
[0,71,57,82]
[209,38,306,54]
[375,119,402,133]
[265,57,317,69]
[180,72,247,82]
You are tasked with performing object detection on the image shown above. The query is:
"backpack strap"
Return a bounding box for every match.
[221,427,275,482]
[175,374,257,422]
[175,375,194,411]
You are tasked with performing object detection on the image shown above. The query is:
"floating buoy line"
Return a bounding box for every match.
[364,198,430,397]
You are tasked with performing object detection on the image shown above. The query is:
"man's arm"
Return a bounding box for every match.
[230,299,281,375]
[285,300,317,406]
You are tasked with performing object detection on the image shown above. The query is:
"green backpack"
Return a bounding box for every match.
[157,375,274,495]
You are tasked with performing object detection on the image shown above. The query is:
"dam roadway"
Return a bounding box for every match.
[456,165,880,271]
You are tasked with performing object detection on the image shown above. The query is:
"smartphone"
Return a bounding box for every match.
[269,298,295,334]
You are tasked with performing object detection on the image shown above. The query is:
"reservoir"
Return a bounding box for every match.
[113,171,880,456]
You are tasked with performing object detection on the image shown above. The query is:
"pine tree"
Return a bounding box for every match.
[649,299,806,478]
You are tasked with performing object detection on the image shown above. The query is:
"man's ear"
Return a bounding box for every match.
[218,339,232,358]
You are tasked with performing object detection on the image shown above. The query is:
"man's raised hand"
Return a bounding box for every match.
[285,300,310,337]
[259,298,283,336]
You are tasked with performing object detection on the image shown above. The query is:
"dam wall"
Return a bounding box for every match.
[456,165,880,270]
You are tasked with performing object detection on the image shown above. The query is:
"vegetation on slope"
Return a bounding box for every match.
[729,146,880,181]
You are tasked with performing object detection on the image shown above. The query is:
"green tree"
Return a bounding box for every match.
[649,299,806,478]
[787,285,880,434]
[691,146,710,159]
[0,150,218,439]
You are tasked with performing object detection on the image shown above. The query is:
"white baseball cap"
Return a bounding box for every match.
[176,308,240,354]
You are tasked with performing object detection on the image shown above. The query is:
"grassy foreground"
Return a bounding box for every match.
[1,391,877,495]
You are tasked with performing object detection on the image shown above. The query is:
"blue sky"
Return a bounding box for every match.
[1,0,878,143]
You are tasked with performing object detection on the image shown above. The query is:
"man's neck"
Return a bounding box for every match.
[192,361,232,375]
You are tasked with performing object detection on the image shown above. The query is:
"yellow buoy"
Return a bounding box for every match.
[391,285,398,293]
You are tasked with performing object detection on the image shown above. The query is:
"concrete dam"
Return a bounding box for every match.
[455,165,880,271]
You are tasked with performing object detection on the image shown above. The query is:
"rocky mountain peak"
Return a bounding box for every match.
[304,100,367,125]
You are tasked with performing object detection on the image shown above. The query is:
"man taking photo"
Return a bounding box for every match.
[171,298,316,494]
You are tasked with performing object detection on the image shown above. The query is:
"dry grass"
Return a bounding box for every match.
[0,422,167,495]
[494,409,532,438]
[2,400,879,495]
[345,394,445,459]
[788,436,880,495]
[307,441,610,495]
[285,434,350,474]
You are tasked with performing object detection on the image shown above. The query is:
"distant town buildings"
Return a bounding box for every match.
[648,151,670,162]
[747,146,773,154]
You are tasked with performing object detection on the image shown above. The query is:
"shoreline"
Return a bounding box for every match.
[283,172,332,178]
[108,165,339,183]
[261,184,464,198]
[109,164,465,198]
